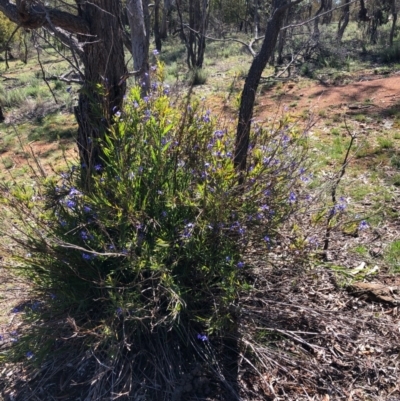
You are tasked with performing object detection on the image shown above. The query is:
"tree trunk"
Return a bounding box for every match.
[389,0,397,46]
[160,0,173,39]
[196,0,209,68]
[254,0,259,39]
[177,0,208,70]
[277,8,289,64]
[234,0,300,174]
[322,0,332,24]
[337,0,350,43]
[313,0,325,39]
[75,0,127,187]
[127,0,150,95]
[154,0,162,52]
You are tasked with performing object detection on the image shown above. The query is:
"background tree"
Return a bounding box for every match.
[127,0,151,94]
[0,0,128,182]
[177,0,210,69]
[234,0,304,174]
[337,0,351,43]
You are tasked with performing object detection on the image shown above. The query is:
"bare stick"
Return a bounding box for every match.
[35,42,58,104]
[323,117,356,256]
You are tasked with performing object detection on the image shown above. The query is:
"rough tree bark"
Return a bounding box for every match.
[234,0,303,174]
[74,1,127,185]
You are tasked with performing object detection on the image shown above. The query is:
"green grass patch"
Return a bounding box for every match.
[384,240,400,272]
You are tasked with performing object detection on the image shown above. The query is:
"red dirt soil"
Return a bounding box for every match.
[257,72,400,120]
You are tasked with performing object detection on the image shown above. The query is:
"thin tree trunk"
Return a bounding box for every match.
[254,0,259,39]
[160,0,173,40]
[196,0,209,68]
[277,8,289,64]
[337,0,350,43]
[234,0,300,174]
[127,0,150,95]
[322,0,332,24]
[313,0,326,38]
[389,0,397,46]
[154,0,162,51]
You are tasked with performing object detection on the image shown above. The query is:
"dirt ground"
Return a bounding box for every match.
[257,72,400,120]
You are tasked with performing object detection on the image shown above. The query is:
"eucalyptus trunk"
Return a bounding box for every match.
[389,0,397,46]
[235,0,302,174]
[75,1,127,184]
[337,0,350,43]
[127,0,150,95]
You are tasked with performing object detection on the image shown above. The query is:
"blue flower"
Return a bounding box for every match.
[31,301,41,311]
[153,49,160,56]
[237,261,244,269]
[80,231,90,241]
[203,110,211,123]
[69,187,81,197]
[288,192,296,203]
[197,333,208,342]
[263,236,270,242]
[83,205,92,213]
[143,109,151,122]
[66,200,76,209]
[82,253,92,260]
[26,351,34,359]
[358,220,369,230]
[214,130,224,139]
[94,164,102,172]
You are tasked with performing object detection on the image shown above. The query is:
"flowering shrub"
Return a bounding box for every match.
[0,63,310,398]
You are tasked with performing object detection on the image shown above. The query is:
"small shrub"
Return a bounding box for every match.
[391,153,400,169]
[300,62,312,77]
[392,173,400,187]
[0,64,310,399]
[1,156,13,169]
[354,114,366,122]
[380,42,400,63]
[377,137,394,150]
[191,68,208,85]
[384,240,400,271]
